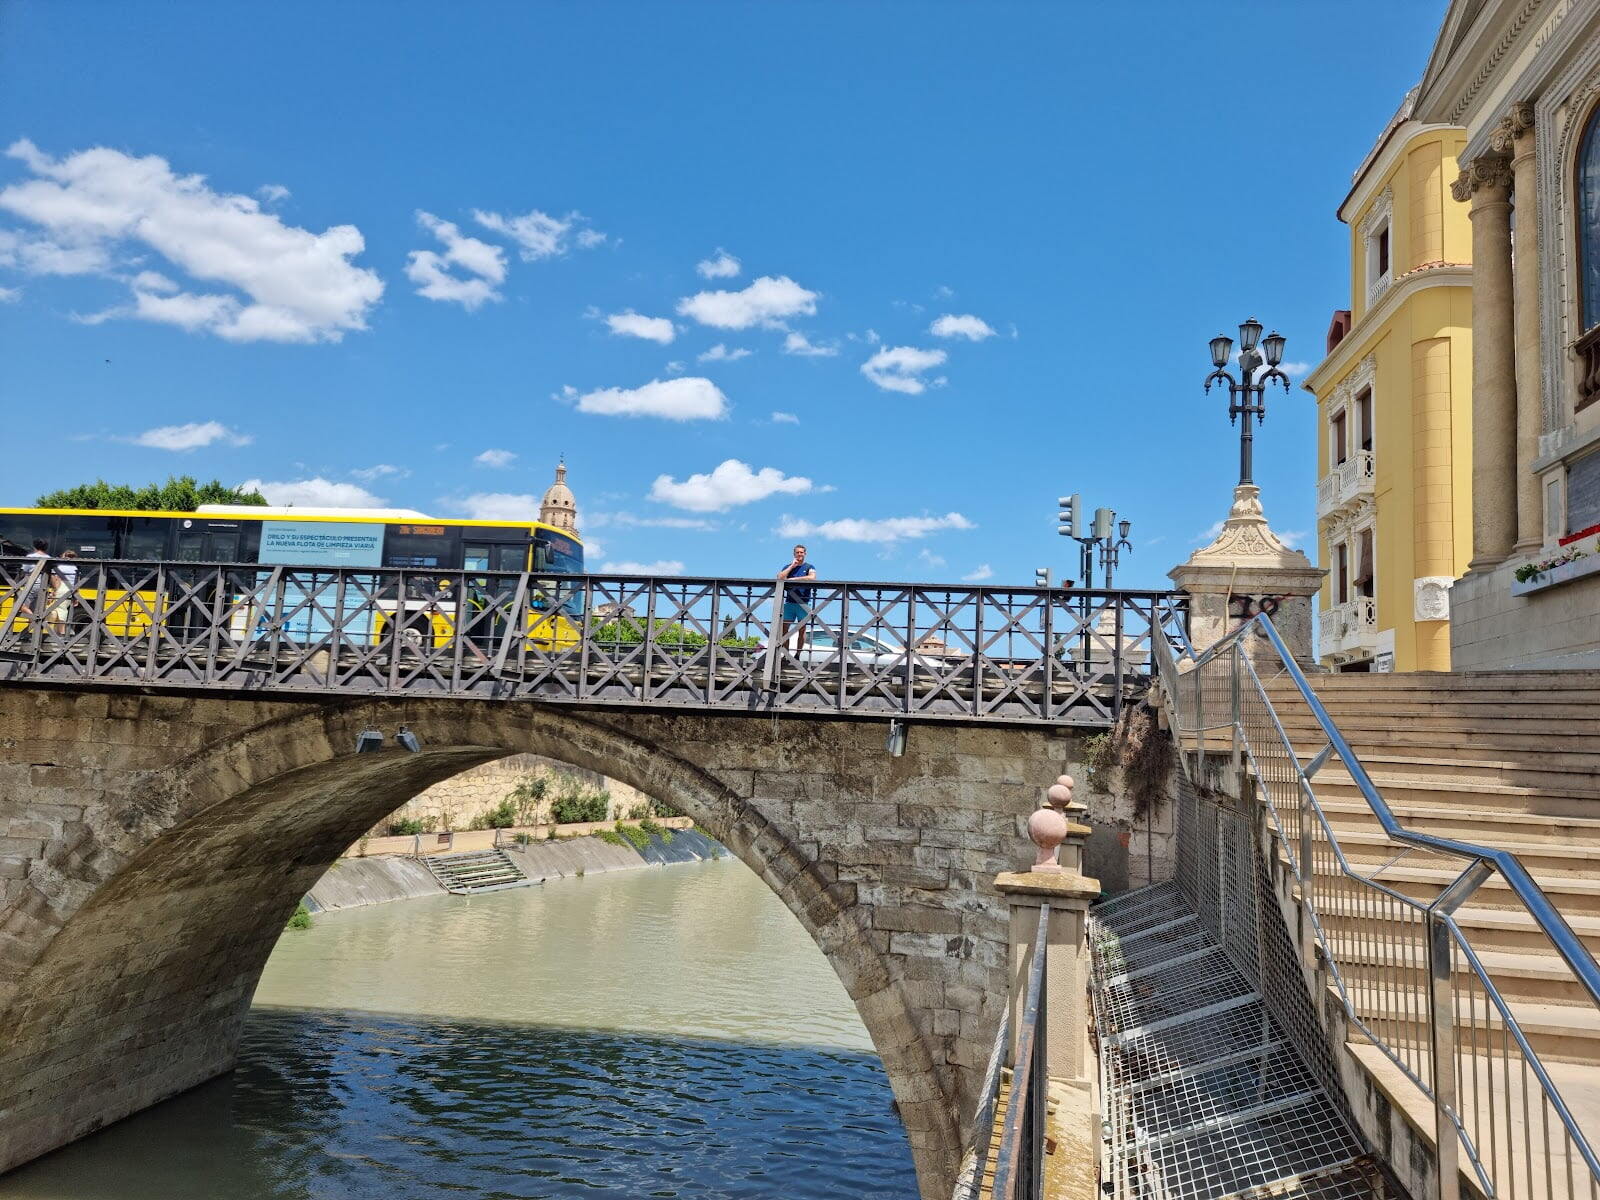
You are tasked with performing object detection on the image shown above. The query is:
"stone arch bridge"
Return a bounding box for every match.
[0,685,1104,1199]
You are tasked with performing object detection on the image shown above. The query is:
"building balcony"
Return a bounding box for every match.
[1315,450,1375,521]
[1318,596,1378,661]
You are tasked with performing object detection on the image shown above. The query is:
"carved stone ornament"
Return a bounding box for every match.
[1489,101,1536,154]
[1413,576,1454,622]
[1182,484,1317,570]
[1452,154,1514,202]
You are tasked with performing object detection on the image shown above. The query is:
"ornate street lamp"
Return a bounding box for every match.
[1204,318,1290,487]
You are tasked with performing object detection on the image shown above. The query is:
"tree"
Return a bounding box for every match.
[34,476,267,511]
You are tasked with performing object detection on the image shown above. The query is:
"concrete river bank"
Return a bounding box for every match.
[4,856,919,1199]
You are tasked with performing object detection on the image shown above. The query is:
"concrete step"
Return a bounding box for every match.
[1312,861,1600,916]
[1344,993,1600,1066]
[1294,670,1600,693]
[1311,776,1600,822]
[1335,944,1600,1007]
[1303,752,1600,792]
[1331,828,1600,879]
[422,848,530,895]
[1322,904,1600,957]
[1279,690,1600,720]
[1274,711,1600,737]
[1273,722,1588,757]
[1316,798,1600,847]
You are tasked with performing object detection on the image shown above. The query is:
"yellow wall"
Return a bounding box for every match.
[1313,126,1473,671]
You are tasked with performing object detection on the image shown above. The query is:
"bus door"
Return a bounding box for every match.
[462,541,528,650]
[171,521,243,638]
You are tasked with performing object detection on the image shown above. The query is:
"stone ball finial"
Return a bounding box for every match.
[1047,774,1074,809]
[1028,803,1068,872]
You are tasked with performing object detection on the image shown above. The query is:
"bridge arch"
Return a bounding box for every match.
[0,692,1067,1199]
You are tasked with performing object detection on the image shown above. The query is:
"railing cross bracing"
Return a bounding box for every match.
[0,556,1184,728]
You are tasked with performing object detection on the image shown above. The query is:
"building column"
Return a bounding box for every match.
[1494,104,1544,551]
[1454,153,1518,570]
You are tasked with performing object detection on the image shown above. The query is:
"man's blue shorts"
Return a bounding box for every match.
[782,601,808,623]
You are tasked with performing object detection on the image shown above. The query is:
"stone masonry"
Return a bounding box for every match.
[0,684,1116,1200]
[381,753,656,835]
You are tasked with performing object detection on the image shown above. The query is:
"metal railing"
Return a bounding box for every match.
[0,556,1184,727]
[957,903,1049,1200]
[1152,615,1600,1200]
[1316,450,1376,520]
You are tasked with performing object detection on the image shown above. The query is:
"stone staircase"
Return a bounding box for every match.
[1260,670,1600,1171]
[420,847,531,895]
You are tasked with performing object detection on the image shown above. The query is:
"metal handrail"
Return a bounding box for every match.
[991,902,1050,1200]
[1154,613,1600,1200]
[952,1001,1013,1200]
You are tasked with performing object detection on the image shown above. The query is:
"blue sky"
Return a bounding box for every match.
[0,2,1445,587]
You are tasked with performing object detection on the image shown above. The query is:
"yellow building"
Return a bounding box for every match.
[1303,96,1474,672]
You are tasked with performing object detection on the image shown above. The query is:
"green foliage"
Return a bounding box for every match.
[588,616,758,651]
[615,822,651,852]
[513,832,535,846]
[387,817,425,836]
[594,828,627,848]
[549,780,609,825]
[1080,733,1115,793]
[468,799,517,830]
[35,475,267,511]
[507,775,550,826]
[285,902,313,931]
[651,799,684,818]
[639,817,672,843]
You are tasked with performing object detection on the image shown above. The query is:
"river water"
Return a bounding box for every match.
[5,858,919,1199]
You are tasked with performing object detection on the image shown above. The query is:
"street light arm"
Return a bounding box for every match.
[1203,367,1237,393]
[1259,366,1291,393]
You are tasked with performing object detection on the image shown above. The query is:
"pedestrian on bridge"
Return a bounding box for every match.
[777,544,816,654]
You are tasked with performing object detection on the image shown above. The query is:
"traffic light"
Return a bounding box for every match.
[1093,506,1115,541]
[1057,494,1081,538]
[1034,567,1051,588]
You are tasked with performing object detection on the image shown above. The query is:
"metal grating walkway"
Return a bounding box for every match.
[1091,884,1380,1200]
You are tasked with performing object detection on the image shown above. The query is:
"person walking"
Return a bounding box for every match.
[48,549,79,635]
[16,538,49,630]
[776,543,817,654]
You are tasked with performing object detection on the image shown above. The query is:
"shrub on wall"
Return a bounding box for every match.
[468,800,518,830]
[550,782,610,825]
[507,775,550,826]
[387,817,425,836]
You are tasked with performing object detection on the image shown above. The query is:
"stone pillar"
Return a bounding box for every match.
[1169,484,1326,665]
[1454,153,1518,569]
[1493,105,1544,552]
[994,872,1098,1083]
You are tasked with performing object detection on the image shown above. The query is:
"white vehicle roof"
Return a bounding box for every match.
[195,504,436,520]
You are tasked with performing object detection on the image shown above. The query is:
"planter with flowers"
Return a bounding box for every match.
[1510,538,1600,596]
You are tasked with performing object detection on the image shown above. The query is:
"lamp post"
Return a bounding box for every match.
[1203,317,1290,487]
[1098,517,1133,588]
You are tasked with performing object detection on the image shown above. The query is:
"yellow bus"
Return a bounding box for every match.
[0,505,585,649]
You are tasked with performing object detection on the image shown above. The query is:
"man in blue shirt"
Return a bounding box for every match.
[777,543,817,653]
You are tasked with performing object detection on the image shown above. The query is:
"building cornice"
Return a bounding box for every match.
[1415,0,1548,128]
[1302,263,1473,396]
[1338,123,1466,225]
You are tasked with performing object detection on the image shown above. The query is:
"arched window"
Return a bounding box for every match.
[1578,103,1600,332]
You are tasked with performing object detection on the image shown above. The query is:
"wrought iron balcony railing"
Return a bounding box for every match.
[0,556,1185,727]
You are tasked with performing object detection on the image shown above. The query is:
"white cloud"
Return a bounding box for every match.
[861,345,948,395]
[257,183,290,204]
[352,463,406,482]
[474,448,517,468]
[778,512,974,543]
[963,564,994,582]
[601,559,685,576]
[241,477,385,507]
[605,310,675,344]
[1281,529,1307,549]
[695,249,741,279]
[771,411,800,424]
[454,492,537,521]
[676,275,817,330]
[406,211,506,310]
[472,208,602,261]
[0,285,18,303]
[576,376,728,421]
[649,459,814,512]
[1193,520,1224,545]
[664,360,685,374]
[132,269,177,293]
[698,342,752,362]
[933,284,954,299]
[1282,361,1312,377]
[930,313,995,341]
[918,549,946,569]
[589,511,717,531]
[0,139,383,342]
[783,330,838,357]
[129,420,252,451]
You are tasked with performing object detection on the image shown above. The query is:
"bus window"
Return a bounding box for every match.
[175,522,243,563]
[492,544,528,572]
[384,529,455,570]
[57,514,117,559]
[534,531,584,574]
[0,515,57,556]
[123,519,172,560]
